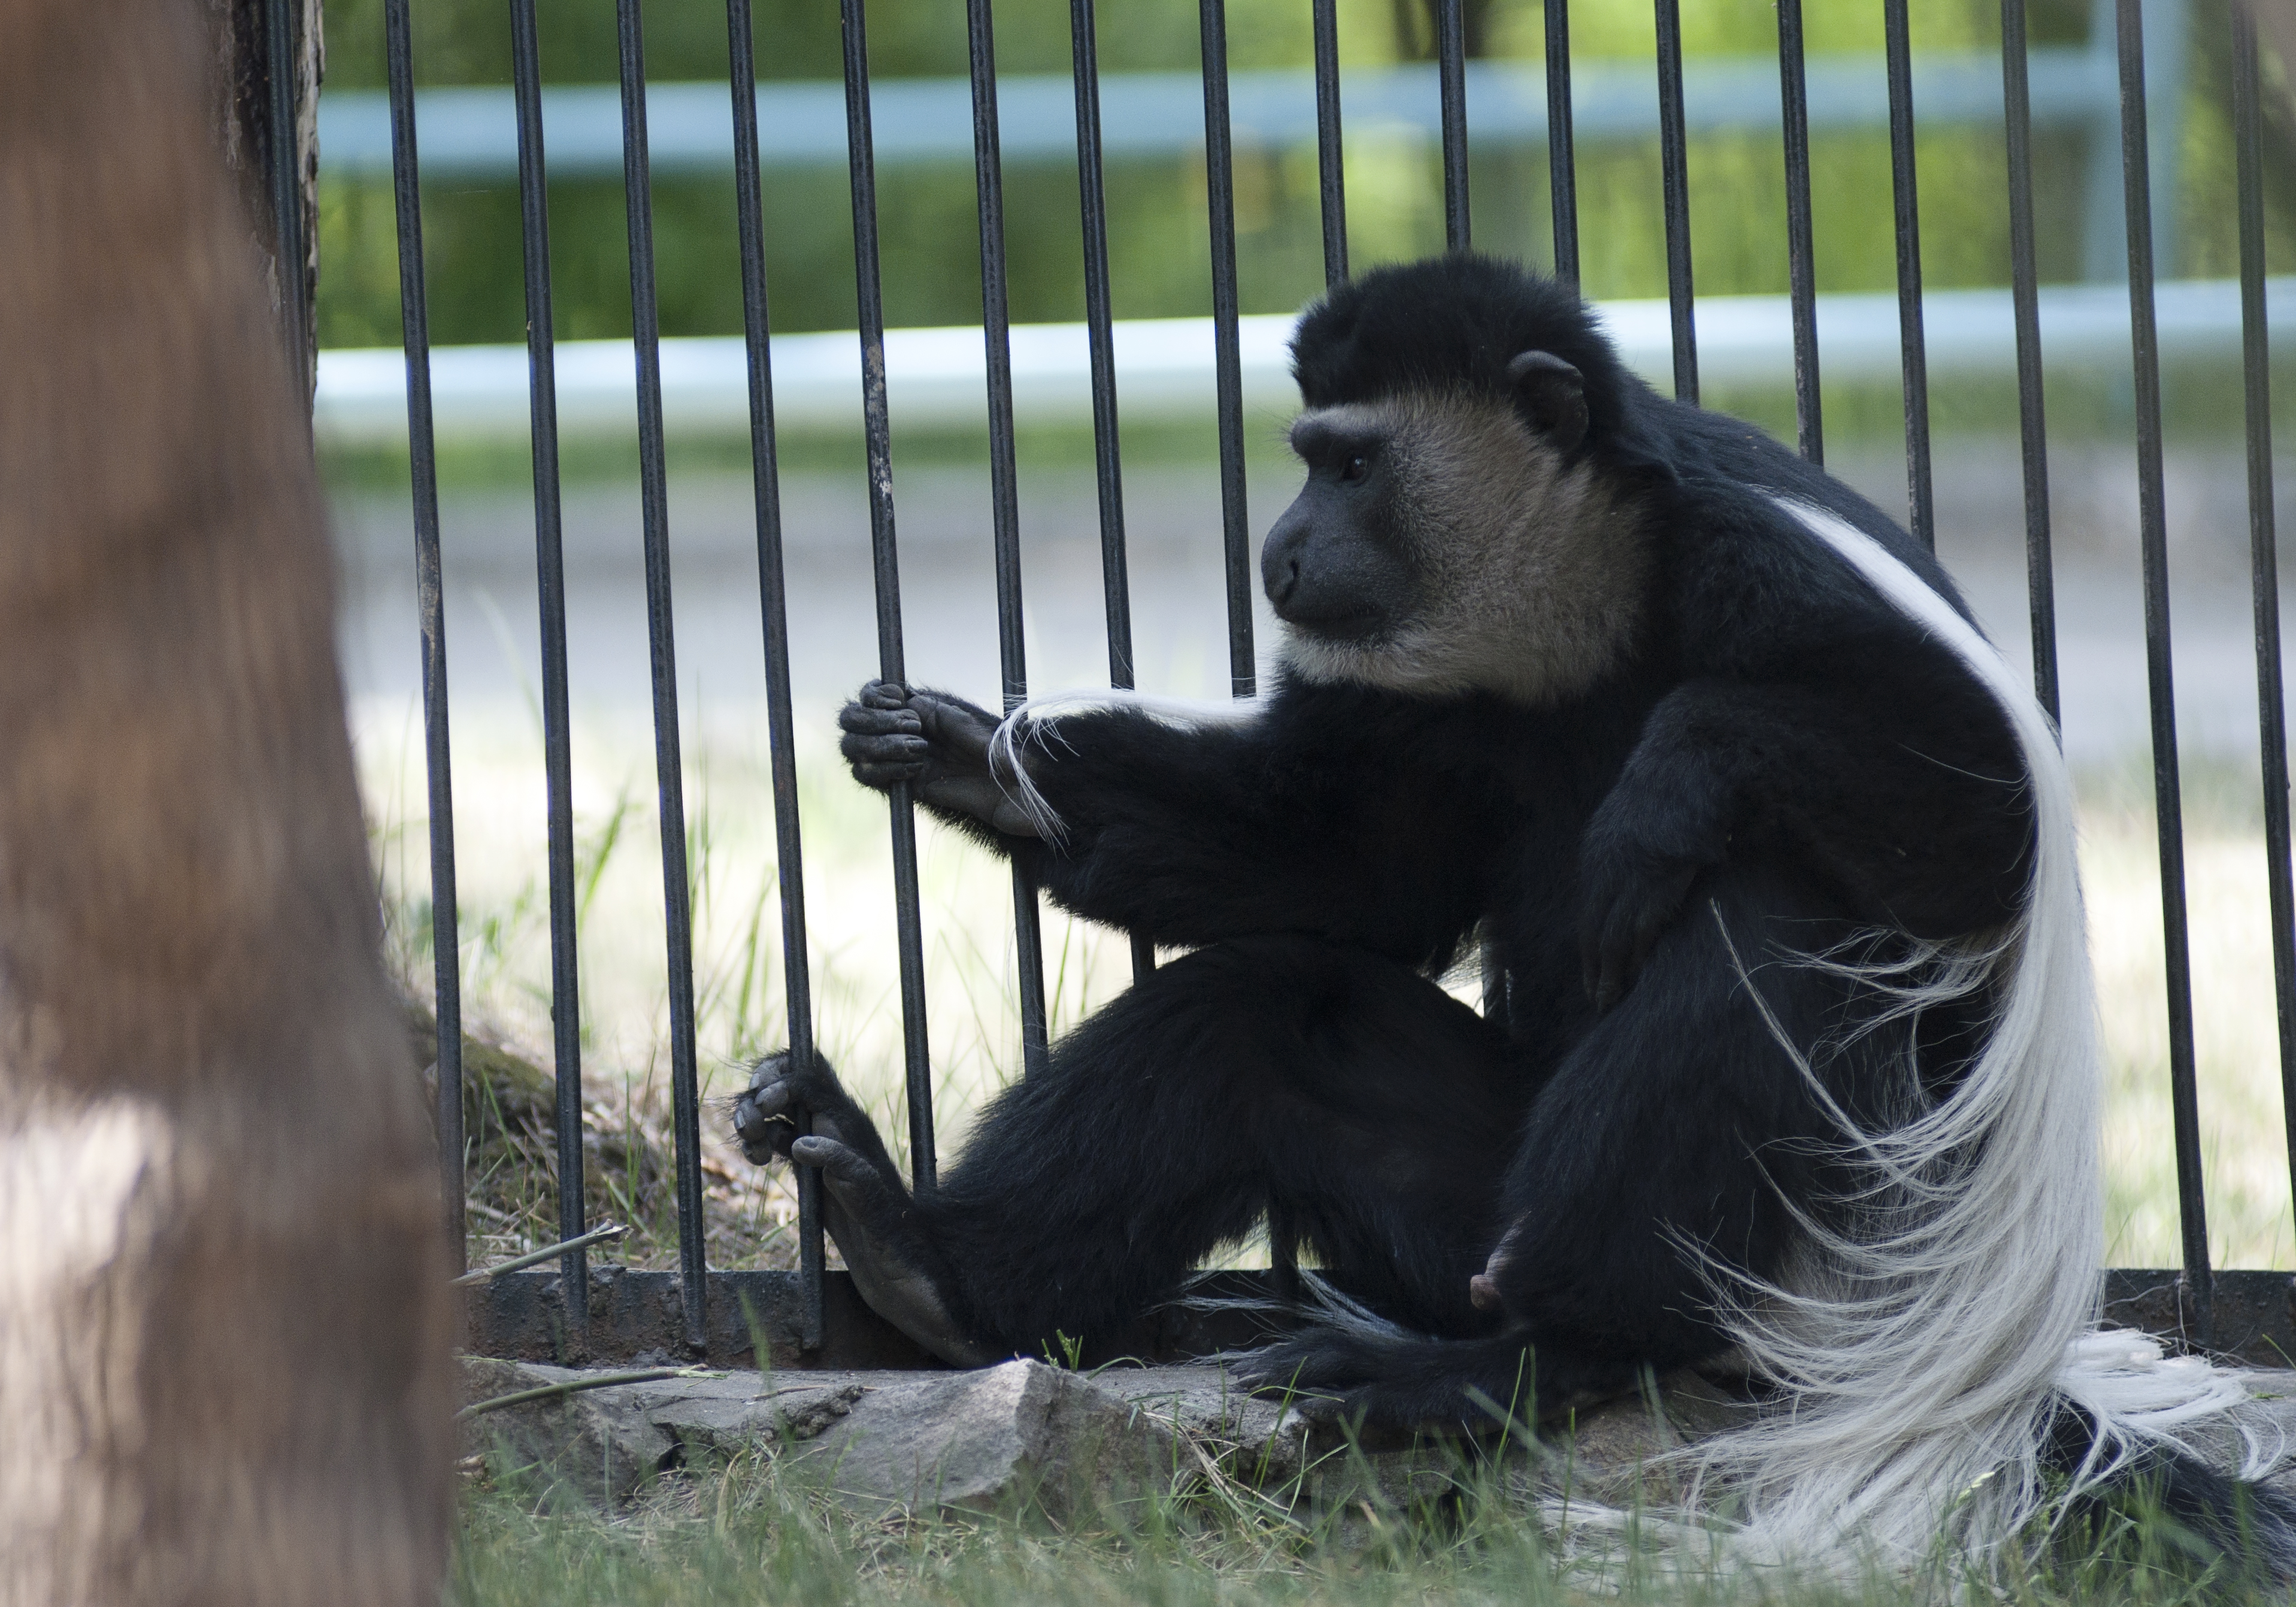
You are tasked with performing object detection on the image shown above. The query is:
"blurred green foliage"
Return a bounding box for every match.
[316,0,2296,388]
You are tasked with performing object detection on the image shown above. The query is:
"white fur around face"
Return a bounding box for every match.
[1279,396,1652,706]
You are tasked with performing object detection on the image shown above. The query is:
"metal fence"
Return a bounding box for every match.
[338,0,2294,1360]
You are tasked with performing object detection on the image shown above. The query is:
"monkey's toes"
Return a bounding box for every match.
[790,1133,892,1196]
[731,1087,794,1165]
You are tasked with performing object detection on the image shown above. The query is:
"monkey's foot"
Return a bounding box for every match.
[730,1051,995,1368]
[1236,1327,1598,1434]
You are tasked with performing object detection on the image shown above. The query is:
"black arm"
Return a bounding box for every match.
[1578,670,2031,1007]
[839,680,1499,966]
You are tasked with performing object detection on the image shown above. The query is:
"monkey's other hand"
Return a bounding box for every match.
[734,1050,995,1368]
[1576,820,1713,1011]
[731,1048,880,1168]
[837,680,1041,837]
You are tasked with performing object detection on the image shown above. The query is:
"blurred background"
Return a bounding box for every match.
[319,0,2296,1275]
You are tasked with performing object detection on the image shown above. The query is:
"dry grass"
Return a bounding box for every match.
[355,695,2296,1277]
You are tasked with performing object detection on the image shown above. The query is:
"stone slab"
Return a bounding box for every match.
[460,1357,2296,1518]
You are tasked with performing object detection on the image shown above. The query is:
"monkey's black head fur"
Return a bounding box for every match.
[1291,254,1644,455]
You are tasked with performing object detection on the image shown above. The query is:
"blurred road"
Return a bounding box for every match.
[334,438,2296,772]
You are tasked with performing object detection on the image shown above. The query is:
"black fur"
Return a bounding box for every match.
[743,254,2121,1472]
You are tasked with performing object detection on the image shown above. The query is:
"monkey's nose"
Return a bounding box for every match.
[1261,519,1306,606]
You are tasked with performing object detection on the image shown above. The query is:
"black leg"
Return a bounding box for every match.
[924,933,1528,1356]
[1246,863,1963,1429]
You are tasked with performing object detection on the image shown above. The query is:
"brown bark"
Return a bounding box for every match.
[0,1,450,1603]
[202,0,322,393]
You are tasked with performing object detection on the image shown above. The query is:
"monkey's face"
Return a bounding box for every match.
[1265,384,1650,705]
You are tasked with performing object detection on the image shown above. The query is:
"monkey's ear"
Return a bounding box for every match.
[1506,350,1589,454]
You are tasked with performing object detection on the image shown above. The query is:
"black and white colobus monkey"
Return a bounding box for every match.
[735,255,2289,1567]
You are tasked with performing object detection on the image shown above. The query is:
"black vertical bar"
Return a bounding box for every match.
[1776,0,1822,463]
[1070,0,1132,698]
[1312,0,1347,285]
[2116,0,2209,1338]
[2001,0,2059,721]
[1435,0,1470,248]
[1884,0,1935,551]
[842,0,940,1185]
[617,0,708,1351]
[1544,0,1578,286]
[1204,0,1285,1295]
[508,0,588,1334]
[384,0,464,1275]
[1653,0,1695,402]
[1068,0,1156,981]
[2232,5,2296,1250]
[1200,0,1255,702]
[264,0,307,388]
[725,0,825,1350]
[967,0,1053,1084]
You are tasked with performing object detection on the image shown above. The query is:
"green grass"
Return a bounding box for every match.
[448,1437,2282,1607]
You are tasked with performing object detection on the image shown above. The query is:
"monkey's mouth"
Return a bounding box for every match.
[1273,602,1389,642]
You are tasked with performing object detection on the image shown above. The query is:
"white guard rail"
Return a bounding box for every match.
[316,277,2294,447]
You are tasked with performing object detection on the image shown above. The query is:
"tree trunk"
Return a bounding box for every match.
[0,1,450,1602]
[204,0,323,394]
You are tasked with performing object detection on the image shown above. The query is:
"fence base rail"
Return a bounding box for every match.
[459,1267,2296,1372]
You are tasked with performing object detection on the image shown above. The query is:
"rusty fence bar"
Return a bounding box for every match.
[505,0,591,1333]
[1884,0,1935,552]
[1065,0,1157,981]
[966,0,1055,1087]
[1653,0,1695,402]
[2115,0,2209,1341]
[1311,0,1347,284]
[1776,0,1821,464]
[1544,0,1577,285]
[2001,0,2059,721]
[2233,1,2296,1268]
[724,0,826,1349]
[1435,0,1470,248]
[616,0,710,1351]
[1200,0,1255,704]
[839,0,941,1193]
[383,0,463,1274]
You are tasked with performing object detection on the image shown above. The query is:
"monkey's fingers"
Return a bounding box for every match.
[907,690,998,765]
[732,1057,800,1163]
[841,731,931,790]
[731,1094,796,1165]
[841,730,931,764]
[839,703,923,737]
[858,679,913,711]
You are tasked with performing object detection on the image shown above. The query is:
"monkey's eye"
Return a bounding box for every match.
[1338,452,1370,484]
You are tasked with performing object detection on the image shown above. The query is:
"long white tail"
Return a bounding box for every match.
[1671,499,2267,1569]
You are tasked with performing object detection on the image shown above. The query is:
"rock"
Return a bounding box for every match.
[458,1356,2296,1522]
[458,1357,1182,1519]
[779,1360,1182,1519]
[1547,1368,1756,1506]
[457,1357,681,1508]
[1095,1365,1308,1484]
